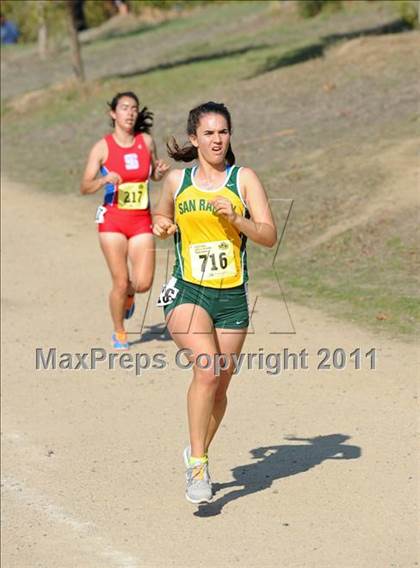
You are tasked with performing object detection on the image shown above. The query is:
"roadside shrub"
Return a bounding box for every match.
[127,0,212,15]
[84,1,113,29]
[297,0,342,19]
[396,0,419,28]
[1,0,67,43]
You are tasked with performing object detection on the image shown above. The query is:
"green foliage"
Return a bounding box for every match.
[297,0,342,19]
[128,0,178,10]
[1,0,67,43]
[1,0,216,43]
[1,0,40,42]
[396,1,419,28]
[84,0,112,29]
[127,0,213,14]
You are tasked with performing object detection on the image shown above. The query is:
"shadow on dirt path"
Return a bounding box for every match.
[195,434,361,517]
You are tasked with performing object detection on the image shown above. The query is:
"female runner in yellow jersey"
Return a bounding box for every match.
[153,102,277,504]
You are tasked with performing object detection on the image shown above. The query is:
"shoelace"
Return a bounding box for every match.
[187,462,208,482]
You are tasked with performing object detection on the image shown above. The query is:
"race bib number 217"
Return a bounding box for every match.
[117,182,148,210]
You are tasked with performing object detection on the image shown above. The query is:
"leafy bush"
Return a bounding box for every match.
[396,0,419,28]
[127,0,211,15]
[1,0,68,43]
[84,0,113,29]
[0,0,215,43]
[297,0,342,19]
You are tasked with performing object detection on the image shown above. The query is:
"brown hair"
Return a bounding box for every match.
[167,101,235,165]
[108,91,153,134]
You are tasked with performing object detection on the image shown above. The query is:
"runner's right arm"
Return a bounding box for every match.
[80,139,122,195]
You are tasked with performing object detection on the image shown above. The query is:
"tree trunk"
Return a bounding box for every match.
[37,0,48,60]
[66,0,85,82]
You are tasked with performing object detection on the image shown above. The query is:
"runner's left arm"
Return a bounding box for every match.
[210,168,277,247]
[145,135,170,182]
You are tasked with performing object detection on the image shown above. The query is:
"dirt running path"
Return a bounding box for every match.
[1,179,418,568]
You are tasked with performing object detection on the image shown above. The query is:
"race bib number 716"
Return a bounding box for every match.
[189,240,237,281]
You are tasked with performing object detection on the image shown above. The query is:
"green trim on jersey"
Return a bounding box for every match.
[176,167,193,198]
[224,166,241,200]
[241,208,250,283]
[173,229,184,280]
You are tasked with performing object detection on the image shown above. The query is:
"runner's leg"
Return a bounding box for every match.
[166,304,219,459]
[99,232,129,332]
[127,233,155,293]
[205,328,248,452]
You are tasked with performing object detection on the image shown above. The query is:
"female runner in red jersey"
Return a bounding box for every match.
[81,92,169,349]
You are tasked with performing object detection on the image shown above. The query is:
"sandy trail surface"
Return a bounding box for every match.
[1,179,418,568]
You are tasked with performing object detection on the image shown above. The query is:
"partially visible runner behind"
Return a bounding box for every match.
[81,91,169,349]
[153,102,277,504]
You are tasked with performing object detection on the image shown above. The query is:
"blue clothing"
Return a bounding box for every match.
[1,20,19,44]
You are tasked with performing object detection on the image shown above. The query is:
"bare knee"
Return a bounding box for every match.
[132,279,152,294]
[193,366,219,391]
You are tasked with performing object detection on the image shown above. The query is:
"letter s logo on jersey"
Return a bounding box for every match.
[124,153,140,170]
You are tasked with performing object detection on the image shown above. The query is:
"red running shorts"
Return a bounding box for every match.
[97,206,153,239]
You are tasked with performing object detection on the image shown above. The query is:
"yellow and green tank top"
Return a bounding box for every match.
[172,165,249,289]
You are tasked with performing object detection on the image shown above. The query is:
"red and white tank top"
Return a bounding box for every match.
[100,133,152,211]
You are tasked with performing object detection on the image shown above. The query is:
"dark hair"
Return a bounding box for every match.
[167,101,235,166]
[108,91,153,134]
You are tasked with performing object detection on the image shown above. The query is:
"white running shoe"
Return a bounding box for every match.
[185,459,213,504]
[183,446,213,503]
[183,445,191,468]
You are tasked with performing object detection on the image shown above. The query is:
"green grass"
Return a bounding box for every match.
[2,0,418,339]
[253,206,419,337]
